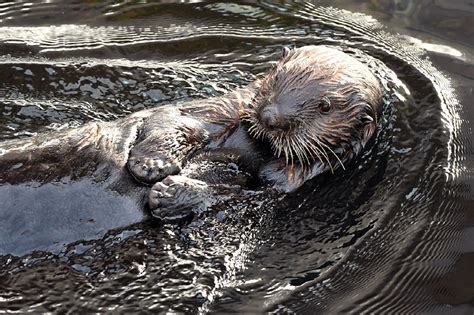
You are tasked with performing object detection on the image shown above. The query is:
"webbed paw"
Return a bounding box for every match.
[127,151,181,185]
[149,175,212,221]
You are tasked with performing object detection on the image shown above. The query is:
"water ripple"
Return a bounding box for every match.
[0,1,471,314]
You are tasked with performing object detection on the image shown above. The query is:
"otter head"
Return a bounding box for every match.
[245,45,382,170]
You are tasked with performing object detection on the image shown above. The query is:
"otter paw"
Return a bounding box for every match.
[148,175,212,221]
[127,152,181,185]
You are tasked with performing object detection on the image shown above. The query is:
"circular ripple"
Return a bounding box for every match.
[0,1,468,314]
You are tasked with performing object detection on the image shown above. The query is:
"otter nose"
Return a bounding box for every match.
[259,107,290,131]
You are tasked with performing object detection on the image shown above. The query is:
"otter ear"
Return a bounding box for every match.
[361,113,374,124]
[282,46,291,58]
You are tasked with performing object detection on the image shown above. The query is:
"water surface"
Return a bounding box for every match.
[0,1,473,313]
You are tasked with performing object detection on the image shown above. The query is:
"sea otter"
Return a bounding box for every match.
[125,46,382,217]
[0,45,382,226]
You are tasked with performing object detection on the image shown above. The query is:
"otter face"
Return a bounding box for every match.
[245,45,382,169]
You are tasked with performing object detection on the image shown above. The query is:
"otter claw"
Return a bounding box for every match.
[127,153,181,185]
[148,175,212,222]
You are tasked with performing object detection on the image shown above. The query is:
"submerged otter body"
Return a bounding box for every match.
[0,45,382,233]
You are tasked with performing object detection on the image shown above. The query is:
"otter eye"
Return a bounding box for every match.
[320,98,331,113]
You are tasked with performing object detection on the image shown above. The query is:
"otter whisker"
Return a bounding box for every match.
[294,134,312,167]
[247,123,257,134]
[291,136,302,166]
[285,136,293,165]
[270,134,280,158]
[319,141,346,170]
[256,128,265,139]
[283,138,290,164]
[291,136,304,164]
[306,137,335,173]
[306,132,330,161]
[304,141,325,166]
[269,134,282,160]
[285,135,297,165]
[304,137,328,166]
[275,136,283,157]
[306,133,335,172]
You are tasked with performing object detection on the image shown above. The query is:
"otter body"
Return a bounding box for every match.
[126,46,382,217]
[0,45,382,228]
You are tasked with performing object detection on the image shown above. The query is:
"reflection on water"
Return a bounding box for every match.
[0,1,473,313]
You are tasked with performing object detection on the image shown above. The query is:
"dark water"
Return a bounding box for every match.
[0,1,473,313]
